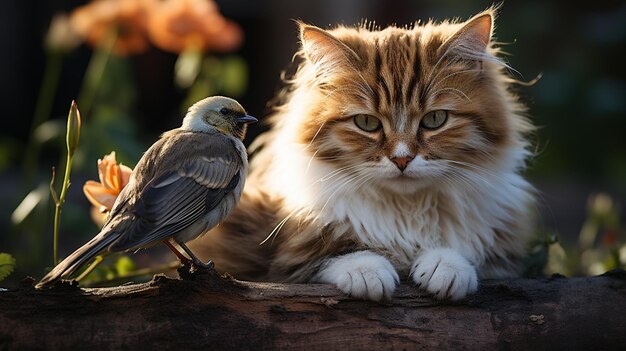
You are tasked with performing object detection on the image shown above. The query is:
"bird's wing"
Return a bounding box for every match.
[109,155,241,251]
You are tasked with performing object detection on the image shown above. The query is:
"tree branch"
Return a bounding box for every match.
[1,269,625,350]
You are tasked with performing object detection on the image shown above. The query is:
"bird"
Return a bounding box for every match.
[36,96,257,289]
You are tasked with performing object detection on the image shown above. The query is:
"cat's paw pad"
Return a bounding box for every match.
[315,251,399,301]
[411,248,478,301]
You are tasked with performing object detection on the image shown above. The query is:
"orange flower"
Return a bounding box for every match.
[70,0,149,56]
[144,0,243,54]
[83,151,133,216]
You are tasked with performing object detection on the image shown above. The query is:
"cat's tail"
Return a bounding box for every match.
[35,230,120,289]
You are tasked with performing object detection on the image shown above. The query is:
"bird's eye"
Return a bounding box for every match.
[220,108,230,115]
[353,114,381,132]
[421,110,448,130]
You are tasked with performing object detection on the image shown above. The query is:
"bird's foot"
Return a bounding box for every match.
[191,259,214,271]
[177,260,214,280]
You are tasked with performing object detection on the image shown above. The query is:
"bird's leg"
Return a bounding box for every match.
[177,242,214,270]
[163,240,192,266]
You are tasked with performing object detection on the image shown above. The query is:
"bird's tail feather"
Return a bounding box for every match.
[35,231,119,289]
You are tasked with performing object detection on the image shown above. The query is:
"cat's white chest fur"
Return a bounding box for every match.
[265,143,531,272]
[326,186,442,267]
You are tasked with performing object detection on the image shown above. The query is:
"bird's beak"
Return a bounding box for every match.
[236,114,258,124]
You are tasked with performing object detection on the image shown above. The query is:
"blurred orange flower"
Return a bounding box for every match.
[70,0,149,56]
[145,0,243,54]
[602,229,619,248]
[83,152,132,226]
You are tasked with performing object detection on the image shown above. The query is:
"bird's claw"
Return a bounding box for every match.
[177,259,214,280]
[191,259,214,270]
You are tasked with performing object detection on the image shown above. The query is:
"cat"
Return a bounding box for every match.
[189,7,535,301]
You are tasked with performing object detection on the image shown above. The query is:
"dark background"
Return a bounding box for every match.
[1,0,625,280]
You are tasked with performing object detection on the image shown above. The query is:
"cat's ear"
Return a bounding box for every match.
[298,22,360,68]
[439,10,494,62]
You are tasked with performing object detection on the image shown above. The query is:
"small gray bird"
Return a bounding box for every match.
[36,96,256,289]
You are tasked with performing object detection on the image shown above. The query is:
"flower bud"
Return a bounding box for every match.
[66,100,81,156]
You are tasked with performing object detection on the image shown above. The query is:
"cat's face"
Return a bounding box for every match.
[293,11,522,193]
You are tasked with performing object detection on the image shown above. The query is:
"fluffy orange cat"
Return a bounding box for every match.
[190,8,535,301]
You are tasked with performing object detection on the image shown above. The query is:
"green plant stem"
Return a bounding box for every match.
[52,153,73,264]
[23,50,63,186]
[78,32,117,117]
[75,255,103,282]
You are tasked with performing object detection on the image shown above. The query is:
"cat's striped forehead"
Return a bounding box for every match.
[319,23,476,118]
[289,11,531,170]
[342,27,441,111]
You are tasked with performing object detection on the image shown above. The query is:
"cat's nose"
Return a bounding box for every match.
[390,155,414,172]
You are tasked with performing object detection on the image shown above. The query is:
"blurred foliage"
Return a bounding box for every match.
[78,255,136,286]
[524,231,559,277]
[527,193,625,277]
[75,254,179,287]
[0,253,16,282]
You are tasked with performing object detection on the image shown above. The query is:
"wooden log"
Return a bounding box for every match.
[1,269,625,350]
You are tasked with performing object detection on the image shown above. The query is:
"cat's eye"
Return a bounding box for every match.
[421,110,448,130]
[353,114,381,132]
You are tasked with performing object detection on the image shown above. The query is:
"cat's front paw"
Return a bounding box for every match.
[314,251,399,301]
[411,248,478,301]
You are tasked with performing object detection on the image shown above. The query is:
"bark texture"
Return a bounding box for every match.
[1,269,625,350]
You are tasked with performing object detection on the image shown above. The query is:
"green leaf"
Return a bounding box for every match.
[0,253,16,282]
[12,183,50,225]
[115,256,136,277]
[33,119,65,145]
[221,56,248,97]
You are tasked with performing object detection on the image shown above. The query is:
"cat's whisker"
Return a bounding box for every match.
[438,172,465,191]
[444,159,545,218]
[321,86,360,100]
[443,159,510,182]
[456,171,491,188]
[421,37,494,102]
[311,173,373,248]
[262,164,366,244]
[443,166,499,194]
[421,45,460,101]
[305,175,356,221]
[436,68,484,83]
[445,159,499,176]
[318,171,363,196]
[305,149,321,176]
[449,169,542,222]
[427,160,489,191]
[260,207,299,246]
[442,161,541,218]
[430,87,471,102]
[346,173,375,196]
[315,171,373,221]
[425,44,455,83]
[340,57,376,97]
[304,122,327,151]
[439,168,478,191]
[317,164,362,182]
[422,67,482,103]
